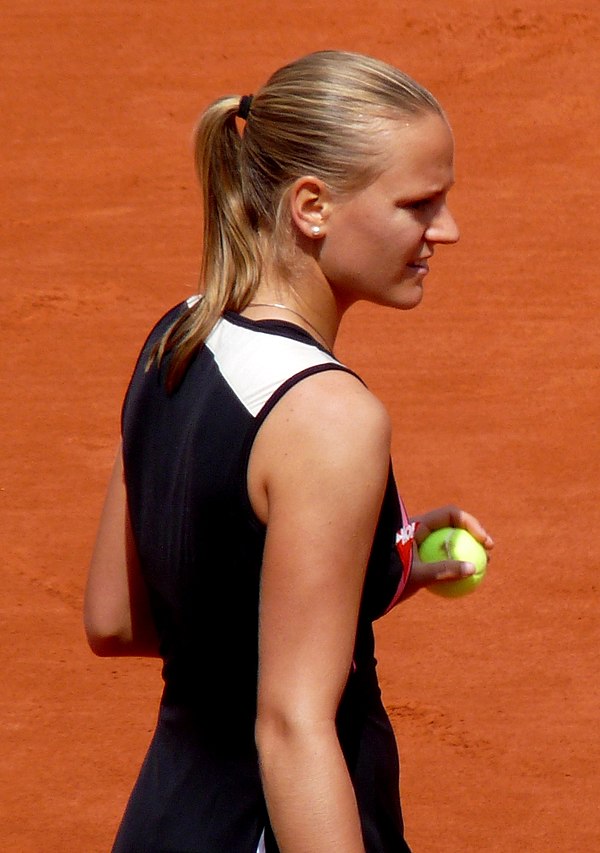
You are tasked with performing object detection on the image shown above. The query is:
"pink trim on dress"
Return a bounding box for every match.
[383,496,418,614]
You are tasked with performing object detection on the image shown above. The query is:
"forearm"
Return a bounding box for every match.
[84,543,160,657]
[85,444,160,658]
[256,719,365,853]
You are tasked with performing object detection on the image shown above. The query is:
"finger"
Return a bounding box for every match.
[413,505,494,550]
[449,509,494,550]
[411,558,476,586]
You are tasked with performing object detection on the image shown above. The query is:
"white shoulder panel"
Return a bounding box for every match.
[205,316,341,417]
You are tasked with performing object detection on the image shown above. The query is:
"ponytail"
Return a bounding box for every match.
[150,96,261,392]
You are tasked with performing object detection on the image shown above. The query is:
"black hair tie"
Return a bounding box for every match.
[237,94,253,120]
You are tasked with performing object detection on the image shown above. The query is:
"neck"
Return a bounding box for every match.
[245,301,334,352]
[246,246,345,351]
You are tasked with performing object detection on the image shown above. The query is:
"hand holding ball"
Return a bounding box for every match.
[418,527,488,598]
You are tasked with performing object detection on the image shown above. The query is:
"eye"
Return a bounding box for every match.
[405,196,435,212]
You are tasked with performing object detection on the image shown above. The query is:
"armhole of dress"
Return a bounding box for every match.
[239,362,364,532]
[121,299,192,435]
[256,362,363,424]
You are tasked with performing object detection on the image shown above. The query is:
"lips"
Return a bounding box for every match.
[407,259,430,273]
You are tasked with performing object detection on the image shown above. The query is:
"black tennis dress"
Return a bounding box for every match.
[113,298,416,853]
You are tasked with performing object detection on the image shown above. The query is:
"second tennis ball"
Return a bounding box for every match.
[419,527,488,598]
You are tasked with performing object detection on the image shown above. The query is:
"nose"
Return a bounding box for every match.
[426,203,460,245]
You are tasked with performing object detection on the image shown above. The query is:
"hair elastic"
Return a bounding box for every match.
[237,94,254,120]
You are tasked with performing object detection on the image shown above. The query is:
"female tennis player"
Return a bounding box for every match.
[85,50,493,852]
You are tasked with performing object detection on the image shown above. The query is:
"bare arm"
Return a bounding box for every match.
[84,444,159,656]
[249,371,391,852]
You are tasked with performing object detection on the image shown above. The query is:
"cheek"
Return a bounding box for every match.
[393,218,428,259]
[320,203,424,287]
[366,204,425,257]
[320,215,372,274]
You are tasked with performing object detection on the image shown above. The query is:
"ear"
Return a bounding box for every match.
[288,176,333,239]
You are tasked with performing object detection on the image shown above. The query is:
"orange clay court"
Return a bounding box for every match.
[1,2,598,851]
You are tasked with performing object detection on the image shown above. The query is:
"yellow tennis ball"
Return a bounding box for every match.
[418,527,488,598]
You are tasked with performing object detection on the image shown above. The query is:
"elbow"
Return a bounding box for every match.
[85,630,123,657]
[84,623,127,657]
[255,706,295,753]
[255,706,335,766]
[87,639,113,657]
[83,606,131,657]
[255,714,288,778]
[83,604,159,658]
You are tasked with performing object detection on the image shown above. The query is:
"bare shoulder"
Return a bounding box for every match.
[268,368,390,460]
[280,370,390,431]
[249,369,391,522]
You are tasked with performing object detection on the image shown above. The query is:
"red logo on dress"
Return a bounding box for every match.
[383,497,419,613]
[395,521,417,569]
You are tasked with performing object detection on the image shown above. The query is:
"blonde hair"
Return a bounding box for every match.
[154,50,443,390]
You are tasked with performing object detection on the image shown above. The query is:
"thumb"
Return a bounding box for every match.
[411,558,476,588]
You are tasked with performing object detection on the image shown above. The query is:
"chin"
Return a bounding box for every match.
[383,283,424,311]
[340,282,424,312]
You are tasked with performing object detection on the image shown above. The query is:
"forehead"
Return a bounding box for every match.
[373,113,455,191]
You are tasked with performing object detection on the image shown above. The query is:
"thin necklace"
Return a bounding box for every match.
[247,302,332,352]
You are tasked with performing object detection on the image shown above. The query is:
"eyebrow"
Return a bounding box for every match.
[398,181,455,204]
[426,179,456,196]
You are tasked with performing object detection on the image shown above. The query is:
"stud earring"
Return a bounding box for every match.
[310,225,321,236]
